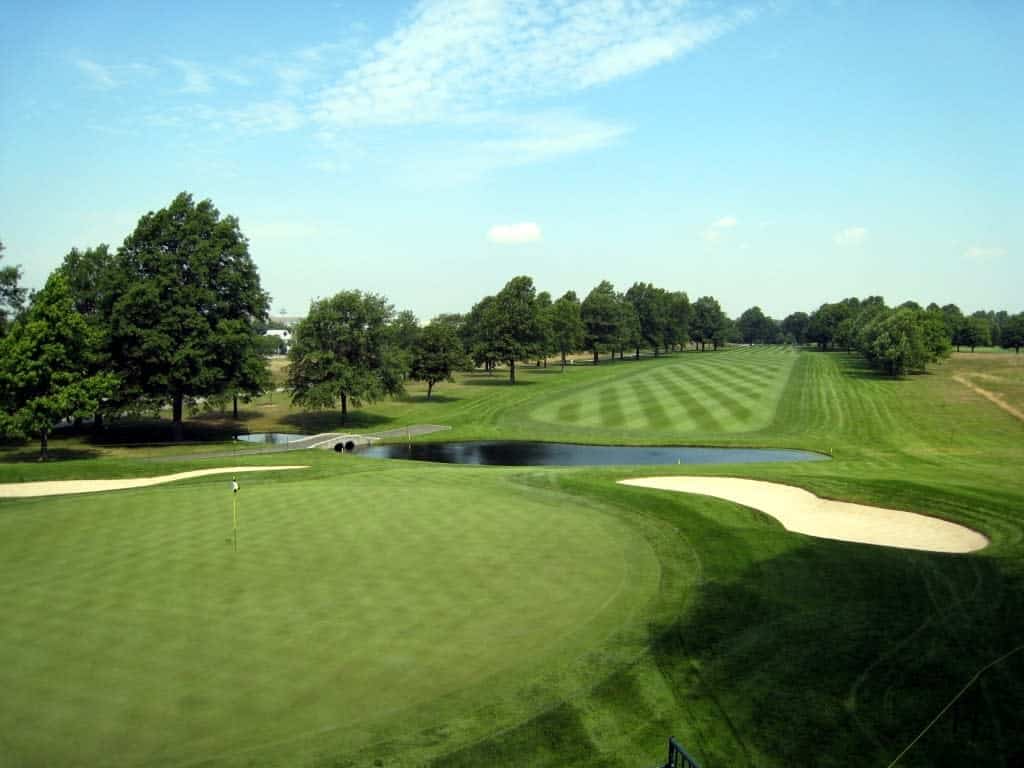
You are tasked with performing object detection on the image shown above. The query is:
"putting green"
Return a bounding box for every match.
[0,464,662,766]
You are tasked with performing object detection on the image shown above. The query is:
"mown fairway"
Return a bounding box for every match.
[1,347,1022,766]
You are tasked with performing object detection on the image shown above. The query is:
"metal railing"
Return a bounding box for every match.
[659,736,701,768]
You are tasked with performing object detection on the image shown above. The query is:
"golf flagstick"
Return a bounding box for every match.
[232,477,239,551]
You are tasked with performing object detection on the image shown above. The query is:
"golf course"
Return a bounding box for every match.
[1,346,1022,767]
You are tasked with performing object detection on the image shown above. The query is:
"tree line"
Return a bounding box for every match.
[3,192,1022,456]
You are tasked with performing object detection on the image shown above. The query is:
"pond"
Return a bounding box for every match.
[355,441,829,467]
[236,432,310,444]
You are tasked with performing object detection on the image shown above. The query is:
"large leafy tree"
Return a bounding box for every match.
[0,273,118,459]
[287,290,406,424]
[462,296,501,374]
[410,320,467,399]
[665,291,691,351]
[550,291,584,368]
[691,296,726,351]
[956,316,991,352]
[781,311,810,344]
[581,280,619,364]
[57,245,118,425]
[487,275,543,384]
[534,290,554,366]
[1000,313,1024,353]
[625,282,670,355]
[108,193,270,439]
[0,240,27,336]
[616,292,642,359]
[738,306,771,344]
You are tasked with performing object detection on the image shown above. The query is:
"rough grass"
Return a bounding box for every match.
[2,347,1023,766]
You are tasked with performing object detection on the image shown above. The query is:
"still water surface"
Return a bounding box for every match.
[357,441,828,466]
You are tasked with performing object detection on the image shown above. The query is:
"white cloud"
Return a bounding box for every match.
[314,0,754,128]
[227,101,303,133]
[834,226,868,247]
[75,59,116,89]
[703,215,738,242]
[487,222,542,244]
[964,245,1006,261]
[171,59,213,93]
[398,112,627,185]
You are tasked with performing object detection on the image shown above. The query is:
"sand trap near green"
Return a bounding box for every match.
[0,465,662,766]
[0,465,309,497]
[619,476,988,553]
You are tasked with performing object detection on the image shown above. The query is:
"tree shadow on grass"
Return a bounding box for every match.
[85,419,242,444]
[0,446,103,463]
[278,410,393,433]
[651,536,1024,768]
[399,394,461,404]
[462,377,537,387]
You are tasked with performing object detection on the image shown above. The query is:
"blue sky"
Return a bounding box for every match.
[1,0,1021,320]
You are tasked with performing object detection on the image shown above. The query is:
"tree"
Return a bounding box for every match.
[410,321,467,399]
[534,291,554,366]
[1000,313,1024,353]
[550,291,584,368]
[691,296,726,351]
[287,290,406,424]
[956,316,991,352]
[0,240,26,336]
[782,313,806,348]
[57,244,119,425]
[108,193,270,440]
[0,273,118,459]
[626,282,670,355]
[616,293,642,359]
[738,306,771,344]
[462,296,501,374]
[863,308,930,376]
[664,291,691,352]
[581,280,619,363]
[487,275,544,384]
[807,301,854,350]
[389,309,421,369]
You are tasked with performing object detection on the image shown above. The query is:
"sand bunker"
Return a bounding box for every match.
[619,477,988,553]
[0,466,309,499]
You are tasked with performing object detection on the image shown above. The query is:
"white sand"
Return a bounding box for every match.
[0,466,309,499]
[618,476,988,553]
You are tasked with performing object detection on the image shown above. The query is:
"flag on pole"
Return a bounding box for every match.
[232,477,238,551]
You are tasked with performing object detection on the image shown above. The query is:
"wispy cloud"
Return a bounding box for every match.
[75,59,117,89]
[703,215,738,242]
[81,1,753,172]
[226,101,303,133]
[964,245,1006,261]
[171,59,214,93]
[315,0,754,128]
[487,222,542,244]
[834,226,867,246]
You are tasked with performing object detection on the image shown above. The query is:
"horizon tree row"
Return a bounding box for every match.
[4,192,1024,453]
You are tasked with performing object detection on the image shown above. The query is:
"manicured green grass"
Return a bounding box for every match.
[2,346,1023,766]
[0,459,666,766]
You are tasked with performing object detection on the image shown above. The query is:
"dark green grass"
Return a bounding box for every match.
[2,347,1023,766]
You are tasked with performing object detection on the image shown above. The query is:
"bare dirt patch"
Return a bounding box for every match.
[952,375,1024,423]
